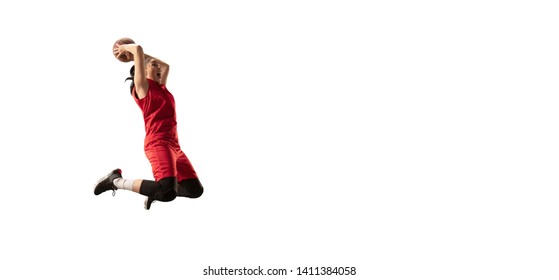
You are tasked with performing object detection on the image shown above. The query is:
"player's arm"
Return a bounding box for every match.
[145,54,170,86]
[118,44,149,99]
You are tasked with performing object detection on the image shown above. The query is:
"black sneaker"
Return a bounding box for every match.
[144,196,155,210]
[94,168,122,196]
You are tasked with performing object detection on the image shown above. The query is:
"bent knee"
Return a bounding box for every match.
[156,177,178,202]
[178,178,204,198]
[189,185,204,198]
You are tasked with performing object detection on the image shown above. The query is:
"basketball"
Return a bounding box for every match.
[113,37,135,62]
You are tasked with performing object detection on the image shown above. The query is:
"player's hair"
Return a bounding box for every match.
[124,65,135,94]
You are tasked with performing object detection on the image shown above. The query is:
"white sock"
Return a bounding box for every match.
[113,178,134,191]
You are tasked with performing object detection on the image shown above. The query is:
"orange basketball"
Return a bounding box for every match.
[113,37,135,62]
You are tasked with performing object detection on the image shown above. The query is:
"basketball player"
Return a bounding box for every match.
[94,41,204,210]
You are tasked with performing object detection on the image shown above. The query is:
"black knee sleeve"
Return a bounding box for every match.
[178,178,204,198]
[154,177,177,202]
[139,180,157,197]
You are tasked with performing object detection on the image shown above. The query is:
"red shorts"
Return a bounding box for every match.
[144,140,198,182]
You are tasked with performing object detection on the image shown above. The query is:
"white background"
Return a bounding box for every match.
[0,0,558,279]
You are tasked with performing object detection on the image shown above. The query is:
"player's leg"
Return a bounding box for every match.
[143,143,179,209]
[143,176,178,210]
[95,142,178,209]
[93,168,166,197]
[175,149,203,198]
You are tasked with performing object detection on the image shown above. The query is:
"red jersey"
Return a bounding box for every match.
[133,79,179,147]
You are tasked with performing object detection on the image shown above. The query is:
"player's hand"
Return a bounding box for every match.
[114,44,133,60]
